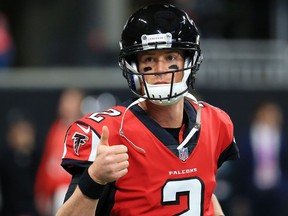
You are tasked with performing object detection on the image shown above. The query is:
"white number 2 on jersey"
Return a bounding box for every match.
[162,178,203,216]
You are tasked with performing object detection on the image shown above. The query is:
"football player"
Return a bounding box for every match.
[56,4,239,216]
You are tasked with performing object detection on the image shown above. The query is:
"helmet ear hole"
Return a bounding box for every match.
[195,52,203,70]
[183,56,195,89]
[184,57,192,69]
[130,62,142,94]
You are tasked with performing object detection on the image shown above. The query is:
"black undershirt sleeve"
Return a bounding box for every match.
[217,141,240,168]
[63,173,81,203]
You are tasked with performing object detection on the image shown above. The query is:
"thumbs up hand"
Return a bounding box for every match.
[88,126,129,184]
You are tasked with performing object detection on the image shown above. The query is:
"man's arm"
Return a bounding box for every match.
[212,193,225,216]
[56,126,129,216]
[56,186,98,216]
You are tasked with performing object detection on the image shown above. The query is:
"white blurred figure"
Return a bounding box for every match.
[236,102,288,216]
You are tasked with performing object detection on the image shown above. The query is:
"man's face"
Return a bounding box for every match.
[137,49,185,85]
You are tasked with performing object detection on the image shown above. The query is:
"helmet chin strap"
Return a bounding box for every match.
[144,82,187,106]
[119,92,201,153]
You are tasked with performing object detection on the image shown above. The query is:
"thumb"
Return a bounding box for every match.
[100,125,109,146]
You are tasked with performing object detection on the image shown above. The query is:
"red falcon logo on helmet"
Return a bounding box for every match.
[72,132,89,155]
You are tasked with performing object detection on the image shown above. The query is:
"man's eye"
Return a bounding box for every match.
[167,55,177,61]
[145,57,154,62]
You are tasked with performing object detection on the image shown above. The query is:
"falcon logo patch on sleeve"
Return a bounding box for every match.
[72,132,89,155]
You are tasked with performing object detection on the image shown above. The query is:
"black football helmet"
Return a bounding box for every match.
[119,4,202,105]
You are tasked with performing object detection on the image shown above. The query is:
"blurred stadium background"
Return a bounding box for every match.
[0,0,288,215]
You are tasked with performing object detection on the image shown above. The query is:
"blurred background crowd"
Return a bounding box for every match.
[0,0,288,215]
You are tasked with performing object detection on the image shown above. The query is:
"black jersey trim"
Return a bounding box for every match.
[128,99,199,157]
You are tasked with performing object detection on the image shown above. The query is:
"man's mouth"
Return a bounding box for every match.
[154,81,169,85]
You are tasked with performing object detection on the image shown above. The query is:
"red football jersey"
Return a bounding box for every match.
[62,99,239,216]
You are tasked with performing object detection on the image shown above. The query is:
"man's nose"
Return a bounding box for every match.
[155,60,166,72]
